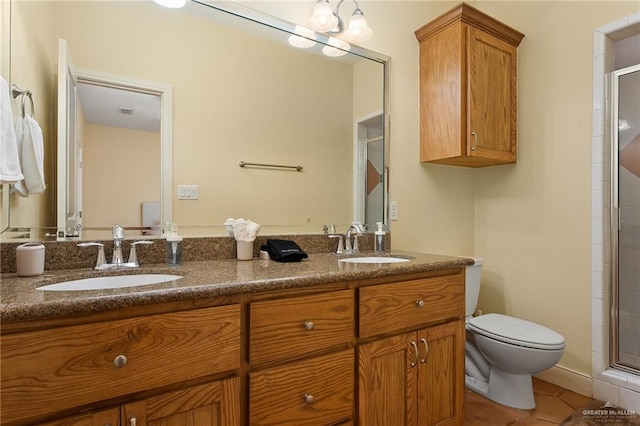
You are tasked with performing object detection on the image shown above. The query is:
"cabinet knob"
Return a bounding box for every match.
[415,300,425,308]
[410,341,419,367]
[304,321,315,331]
[113,354,128,368]
[420,337,429,364]
[304,394,315,404]
[129,417,137,426]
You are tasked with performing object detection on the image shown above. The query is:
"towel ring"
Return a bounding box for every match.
[11,84,35,119]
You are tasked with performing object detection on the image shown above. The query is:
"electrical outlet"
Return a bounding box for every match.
[390,201,398,220]
[177,185,199,200]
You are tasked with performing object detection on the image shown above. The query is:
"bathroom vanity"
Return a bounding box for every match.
[0,252,471,426]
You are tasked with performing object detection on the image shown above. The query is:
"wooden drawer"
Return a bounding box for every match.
[249,349,354,426]
[359,274,464,338]
[250,290,354,366]
[1,304,241,425]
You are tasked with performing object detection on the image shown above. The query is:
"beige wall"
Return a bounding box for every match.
[82,124,161,234]
[247,0,640,388]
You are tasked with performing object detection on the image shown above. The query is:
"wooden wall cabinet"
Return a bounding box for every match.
[415,3,525,167]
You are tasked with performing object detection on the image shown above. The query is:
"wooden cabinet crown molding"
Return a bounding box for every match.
[415,2,524,47]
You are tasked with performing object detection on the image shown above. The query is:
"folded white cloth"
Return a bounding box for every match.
[233,218,261,242]
[0,76,24,183]
[14,114,46,196]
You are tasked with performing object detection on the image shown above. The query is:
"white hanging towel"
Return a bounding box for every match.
[14,114,46,196]
[0,76,24,183]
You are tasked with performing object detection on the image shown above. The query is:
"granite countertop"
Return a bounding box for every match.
[0,251,473,323]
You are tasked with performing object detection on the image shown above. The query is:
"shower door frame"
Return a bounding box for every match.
[609,63,640,374]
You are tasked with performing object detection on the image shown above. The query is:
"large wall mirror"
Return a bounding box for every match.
[1,0,389,241]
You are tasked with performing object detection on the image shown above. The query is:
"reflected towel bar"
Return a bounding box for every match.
[239,161,303,172]
[11,84,35,118]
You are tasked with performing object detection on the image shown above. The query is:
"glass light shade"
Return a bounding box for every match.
[153,0,186,8]
[288,25,317,48]
[322,37,350,57]
[309,0,339,32]
[343,10,372,42]
[619,118,631,132]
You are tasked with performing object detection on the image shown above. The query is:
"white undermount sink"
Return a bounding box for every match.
[37,274,183,291]
[338,256,411,264]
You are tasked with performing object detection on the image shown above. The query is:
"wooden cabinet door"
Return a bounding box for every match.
[121,377,240,426]
[358,332,418,426]
[416,321,465,426]
[467,26,518,164]
[40,407,120,426]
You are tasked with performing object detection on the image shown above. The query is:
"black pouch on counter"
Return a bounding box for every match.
[263,239,308,262]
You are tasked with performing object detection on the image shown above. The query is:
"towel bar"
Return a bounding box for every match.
[11,84,35,119]
[239,161,303,172]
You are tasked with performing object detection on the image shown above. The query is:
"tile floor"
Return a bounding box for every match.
[464,377,598,425]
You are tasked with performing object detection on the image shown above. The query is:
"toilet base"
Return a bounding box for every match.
[487,367,536,409]
[465,367,536,409]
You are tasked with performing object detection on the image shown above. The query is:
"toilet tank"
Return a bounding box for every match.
[465,258,483,317]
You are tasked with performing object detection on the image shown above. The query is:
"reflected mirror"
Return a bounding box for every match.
[2,0,389,241]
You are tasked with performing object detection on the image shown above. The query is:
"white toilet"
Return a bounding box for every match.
[464,258,565,409]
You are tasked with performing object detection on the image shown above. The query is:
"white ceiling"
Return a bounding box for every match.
[76,82,161,133]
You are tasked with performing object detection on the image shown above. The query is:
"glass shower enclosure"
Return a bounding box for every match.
[611,64,640,373]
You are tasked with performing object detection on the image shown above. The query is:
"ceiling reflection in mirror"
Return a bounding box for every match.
[2,0,389,241]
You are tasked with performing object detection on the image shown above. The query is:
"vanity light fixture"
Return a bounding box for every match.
[619,117,631,132]
[288,25,317,48]
[152,0,186,9]
[308,0,373,43]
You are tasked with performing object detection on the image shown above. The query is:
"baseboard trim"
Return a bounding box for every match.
[535,365,593,397]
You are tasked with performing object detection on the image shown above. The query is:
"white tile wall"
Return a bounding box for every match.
[592,14,640,411]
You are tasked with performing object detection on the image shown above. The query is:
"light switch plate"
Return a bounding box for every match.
[177,185,199,200]
[390,201,398,220]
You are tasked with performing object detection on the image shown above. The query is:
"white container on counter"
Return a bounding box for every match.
[16,243,45,276]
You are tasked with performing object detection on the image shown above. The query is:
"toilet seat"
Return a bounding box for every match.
[468,313,565,350]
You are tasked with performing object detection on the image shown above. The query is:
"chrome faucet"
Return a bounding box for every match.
[344,224,364,254]
[78,225,153,270]
[112,225,125,265]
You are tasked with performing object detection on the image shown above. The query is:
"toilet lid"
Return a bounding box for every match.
[468,313,565,350]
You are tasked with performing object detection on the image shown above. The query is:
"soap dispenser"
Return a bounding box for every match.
[375,222,386,253]
[165,223,183,265]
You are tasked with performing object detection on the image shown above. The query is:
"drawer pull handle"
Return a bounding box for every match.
[129,417,137,426]
[113,354,128,368]
[415,300,425,308]
[471,131,478,151]
[304,394,315,404]
[410,341,419,367]
[420,338,429,363]
[304,321,315,331]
